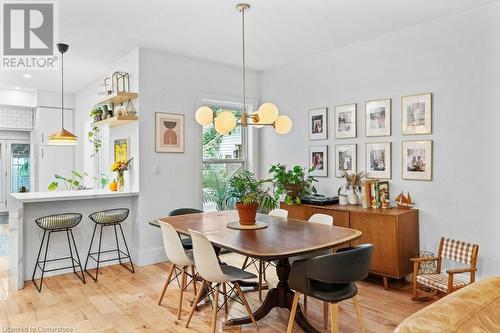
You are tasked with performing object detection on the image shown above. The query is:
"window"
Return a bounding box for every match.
[202,106,245,211]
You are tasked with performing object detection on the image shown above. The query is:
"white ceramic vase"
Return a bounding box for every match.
[348,191,359,205]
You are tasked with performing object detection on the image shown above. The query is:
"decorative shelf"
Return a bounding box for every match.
[93,115,138,128]
[96,91,138,105]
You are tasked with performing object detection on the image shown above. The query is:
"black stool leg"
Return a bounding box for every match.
[32,230,47,292]
[113,224,122,265]
[84,222,100,282]
[94,225,104,281]
[118,224,135,273]
[33,231,51,292]
[67,228,85,284]
[66,228,77,275]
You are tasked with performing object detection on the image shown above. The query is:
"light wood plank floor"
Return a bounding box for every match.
[0,250,430,332]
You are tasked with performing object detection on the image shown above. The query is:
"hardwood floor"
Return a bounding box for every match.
[0,251,429,332]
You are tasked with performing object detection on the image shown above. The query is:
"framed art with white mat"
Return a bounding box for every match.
[365,99,391,137]
[366,142,391,179]
[309,145,328,177]
[401,93,432,135]
[335,144,357,178]
[335,103,356,139]
[308,107,328,140]
[402,140,433,181]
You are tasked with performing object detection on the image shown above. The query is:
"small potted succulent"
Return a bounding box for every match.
[268,164,317,205]
[228,170,276,225]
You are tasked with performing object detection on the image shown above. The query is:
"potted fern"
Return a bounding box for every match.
[269,164,317,205]
[228,170,276,225]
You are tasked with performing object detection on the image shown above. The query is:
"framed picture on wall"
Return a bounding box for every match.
[155,112,184,153]
[335,144,357,177]
[335,103,356,139]
[402,140,433,181]
[308,107,328,140]
[366,142,391,179]
[365,98,391,137]
[309,145,328,177]
[114,138,129,163]
[401,93,432,135]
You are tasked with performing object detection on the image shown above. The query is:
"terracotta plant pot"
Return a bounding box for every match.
[236,202,259,225]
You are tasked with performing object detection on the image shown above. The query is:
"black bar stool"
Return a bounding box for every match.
[32,213,85,292]
[84,208,134,281]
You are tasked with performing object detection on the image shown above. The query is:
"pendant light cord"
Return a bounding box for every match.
[241,5,246,113]
[61,50,64,128]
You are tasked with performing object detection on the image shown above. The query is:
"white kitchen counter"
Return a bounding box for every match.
[9,189,139,289]
[10,189,139,203]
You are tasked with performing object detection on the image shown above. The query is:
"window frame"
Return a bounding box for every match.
[201,102,248,168]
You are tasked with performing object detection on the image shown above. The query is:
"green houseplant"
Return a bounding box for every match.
[48,170,109,191]
[202,170,236,211]
[269,164,317,205]
[228,170,276,225]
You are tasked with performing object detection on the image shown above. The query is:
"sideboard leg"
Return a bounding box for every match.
[383,276,389,290]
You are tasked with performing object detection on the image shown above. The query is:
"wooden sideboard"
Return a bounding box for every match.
[280,202,419,289]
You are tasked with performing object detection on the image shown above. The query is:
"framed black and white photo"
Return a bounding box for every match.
[365,99,391,137]
[335,103,356,139]
[308,107,328,140]
[402,140,432,181]
[401,93,432,135]
[366,142,391,179]
[309,145,328,177]
[335,144,357,177]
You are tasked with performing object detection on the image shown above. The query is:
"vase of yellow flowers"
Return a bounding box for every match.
[111,157,133,192]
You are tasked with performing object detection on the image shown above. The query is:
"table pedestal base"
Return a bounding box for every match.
[225,258,320,333]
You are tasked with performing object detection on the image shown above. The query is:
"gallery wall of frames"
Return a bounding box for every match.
[307,93,433,181]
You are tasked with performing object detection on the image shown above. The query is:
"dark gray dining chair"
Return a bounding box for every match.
[168,208,203,250]
[287,244,374,333]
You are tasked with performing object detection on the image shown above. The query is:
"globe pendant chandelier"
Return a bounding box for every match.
[195,3,292,135]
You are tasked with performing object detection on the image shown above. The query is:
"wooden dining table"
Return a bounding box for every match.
[154,210,362,333]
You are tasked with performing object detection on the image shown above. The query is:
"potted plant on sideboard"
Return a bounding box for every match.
[228,170,276,225]
[269,164,317,205]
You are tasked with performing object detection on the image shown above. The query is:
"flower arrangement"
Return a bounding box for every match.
[340,170,365,193]
[111,157,133,191]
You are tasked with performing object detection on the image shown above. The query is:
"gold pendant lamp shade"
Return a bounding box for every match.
[194,3,292,136]
[48,43,78,145]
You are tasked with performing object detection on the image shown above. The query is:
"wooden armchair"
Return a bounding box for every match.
[412,237,479,300]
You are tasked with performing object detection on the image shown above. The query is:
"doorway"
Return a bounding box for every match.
[0,140,31,213]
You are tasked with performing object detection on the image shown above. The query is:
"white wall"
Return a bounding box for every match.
[136,48,260,265]
[260,4,500,278]
[74,48,139,189]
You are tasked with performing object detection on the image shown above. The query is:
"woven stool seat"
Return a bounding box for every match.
[35,213,82,230]
[89,208,129,224]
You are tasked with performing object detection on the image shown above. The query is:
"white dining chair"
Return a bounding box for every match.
[185,229,258,333]
[269,208,289,219]
[241,208,289,300]
[309,213,333,225]
[157,221,197,319]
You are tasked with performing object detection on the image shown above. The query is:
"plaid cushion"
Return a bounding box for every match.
[416,273,468,293]
[442,238,475,265]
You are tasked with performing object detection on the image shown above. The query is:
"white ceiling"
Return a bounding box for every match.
[0,0,496,93]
